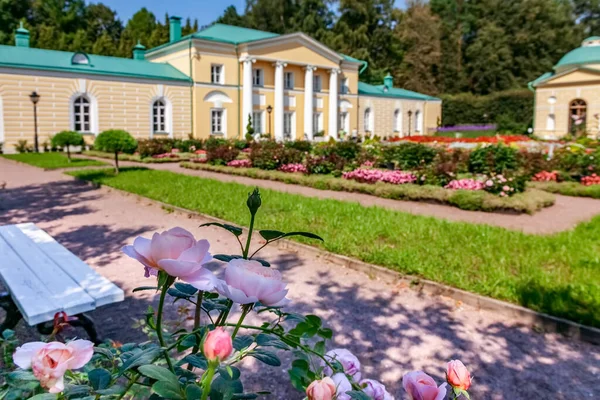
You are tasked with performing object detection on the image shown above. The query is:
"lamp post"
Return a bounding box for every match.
[266,105,273,138]
[29,91,40,153]
[407,110,412,137]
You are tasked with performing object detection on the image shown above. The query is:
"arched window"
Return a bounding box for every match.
[393,109,401,133]
[73,96,91,132]
[546,114,555,131]
[152,99,166,133]
[569,99,587,134]
[364,108,371,132]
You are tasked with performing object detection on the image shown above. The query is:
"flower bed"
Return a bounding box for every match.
[343,168,416,185]
[279,163,308,173]
[388,135,530,144]
[180,162,555,214]
[581,173,600,186]
[227,159,252,168]
[444,179,485,191]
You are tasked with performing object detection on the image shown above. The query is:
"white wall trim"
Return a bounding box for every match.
[203,90,233,107]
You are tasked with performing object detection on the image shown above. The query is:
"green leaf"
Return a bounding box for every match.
[218,366,241,381]
[252,258,271,267]
[255,333,289,350]
[232,394,258,399]
[93,346,115,360]
[177,334,199,351]
[139,365,180,388]
[259,230,285,241]
[318,328,333,339]
[291,359,309,372]
[152,381,183,400]
[119,347,161,374]
[314,341,326,356]
[281,231,324,241]
[185,384,203,399]
[346,391,371,400]
[6,370,37,382]
[249,350,281,366]
[209,376,244,400]
[28,395,58,400]
[88,368,111,390]
[232,335,254,351]
[306,315,322,328]
[174,282,198,296]
[133,286,159,292]
[200,222,243,237]
[183,354,208,370]
[214,254,235,262]
[2,329,15,339]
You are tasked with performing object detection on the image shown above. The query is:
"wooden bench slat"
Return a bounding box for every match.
[0,226,96,322]
[17,223,124,307]
[0,234,62,325]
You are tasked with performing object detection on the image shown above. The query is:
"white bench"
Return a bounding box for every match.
[0,223,124,343]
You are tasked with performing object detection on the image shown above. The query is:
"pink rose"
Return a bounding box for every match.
[203,327,233,362]
[13,340,93,393]
[322,349,361,381]
[502,185,510,191]
[446,360,471,390]
[122,227,215,290]
[402,371,447,400]
[332,373,352,400]
[215,259,289,306]
[485,180,493,187]
[306,377,337,400]
[361,379,395,400]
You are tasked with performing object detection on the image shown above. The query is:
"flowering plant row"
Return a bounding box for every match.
[581,173,600,186]
[342,168,417,185]
[226,159,253,168]
[444,179,485,191]
[532,171,559,182]
[279,163,308,173]
[387,135,530,144]
[2,190,473,399]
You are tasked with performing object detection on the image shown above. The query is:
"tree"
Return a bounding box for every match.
[51,131,84,161]
[217,6,246,26]
[395,0,441,95]
[573,0,600,36]
[94,130,137,173]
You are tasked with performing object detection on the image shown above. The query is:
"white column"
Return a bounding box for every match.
[328,69,340,140]
[304,66,315,140]
[242,58,255,131]
[274,61,286,141]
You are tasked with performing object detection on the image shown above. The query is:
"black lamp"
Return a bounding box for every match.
[29,91,40,152]
[266,105,273,137]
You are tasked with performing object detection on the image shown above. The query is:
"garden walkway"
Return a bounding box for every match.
[0,158,598,399]
[78,155,600,234]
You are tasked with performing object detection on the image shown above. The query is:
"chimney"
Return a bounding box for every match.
[169,16,182,42]
[133,41,146,60]
[15,21,30,48]
[383,73,393,90]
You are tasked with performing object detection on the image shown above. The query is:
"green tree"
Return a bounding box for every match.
[51,131,84,161]
[94,130,137,173]
[573,0,600,36]
[217,5,247,26]
[92,31,118,56]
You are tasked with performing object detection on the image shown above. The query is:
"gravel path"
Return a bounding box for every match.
[1,158,599,399]
[76,155,600,234]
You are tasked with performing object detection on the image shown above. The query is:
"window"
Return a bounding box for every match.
[253,69,263,86]
[252,111,263,134]
[152,100,166,133]
[546,114,555,131]
[313,75,322,92]
[211,109,223,134]
[569,99,587,134]
[285,72,294,89]
[341,77,349,94]
[415,110,422,133]
[71,52,90,65]
[339,112,348,133]
[393,109,401,132]
[211,64,223,84]
[284,112,294,139]
[364,108,371,132]
[73,96,91,132]
[313,112,322,133]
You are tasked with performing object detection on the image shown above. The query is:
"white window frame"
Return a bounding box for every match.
[252,111,263,134]
[339,111,349,134]
[415,110,423,134]
[284,111,295,139]
[364,108,372,132]
[70,93,98,134]
[211,64,224,84]
[253,68,263,86]
[393,109,402,133]
[546,114,556,131]
[211,108,225,135]
[284,72,294,90]
[313,75,322,92]
[313,112,322,134]
[152,99,167,134]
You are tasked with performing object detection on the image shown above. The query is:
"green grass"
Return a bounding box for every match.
[68,167,600,328]
[181,162,555,214]
[530,181,600,199]
[435,130,498,138]
[83,150,193,163]
[2,153,106,169]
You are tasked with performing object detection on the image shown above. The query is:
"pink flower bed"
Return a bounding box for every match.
[582,173,600,186]
[279,163,308,173]
[343,168,416,185]
[532,171,559,182]
[444,179,485,191]
[226,159,252,168]
[152,153,179,159]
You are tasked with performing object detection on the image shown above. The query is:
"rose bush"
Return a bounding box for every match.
[2,190,473,400]
[343,168,417,185]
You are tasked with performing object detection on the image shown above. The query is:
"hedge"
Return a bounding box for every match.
[83,150,191,163]
[180,162,555,214]
[441,89,533,132]
[529,181,600,199]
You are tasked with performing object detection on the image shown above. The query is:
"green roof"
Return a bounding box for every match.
[192,23,279,44]
[584,36,600,42]
[529,72,554,87]
[358,81,440,101]
[555,44,600,69]
[0,45,190,82]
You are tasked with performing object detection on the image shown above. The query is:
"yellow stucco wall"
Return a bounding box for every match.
[0,70,191,152]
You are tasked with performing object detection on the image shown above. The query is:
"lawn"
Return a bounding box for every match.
[2,153,106,169]
[68,167,600,328]
[530,181,600,199]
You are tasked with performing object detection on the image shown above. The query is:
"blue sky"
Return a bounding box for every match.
[85,1,405,26]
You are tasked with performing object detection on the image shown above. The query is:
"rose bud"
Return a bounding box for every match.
[446,360,472,390]
[306,377,336,400]
[203,327,233,362]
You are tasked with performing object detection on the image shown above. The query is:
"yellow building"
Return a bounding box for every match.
[0,18,441,152]
[531,36,600,139]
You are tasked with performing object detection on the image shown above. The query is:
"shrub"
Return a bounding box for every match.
[468,144,518,174]
[305,154,347,175]
[137,139,174,158]
[51,131,84,161]
[249,141,303,170]
[313,141,361,161]
[15,140,31,153]
[444,179,485,191]
[279,163,308,173]
[483,174,526,197]
[227,159,252,168]
[206,141,240,165]
[516,150,552,177]
[532,171,559,182]
[342,168,416,185]
[174,139,203,153]
[94,129,137,173]
[285,140,313,153]
[581,174,600,186]
[382,142,437,170]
